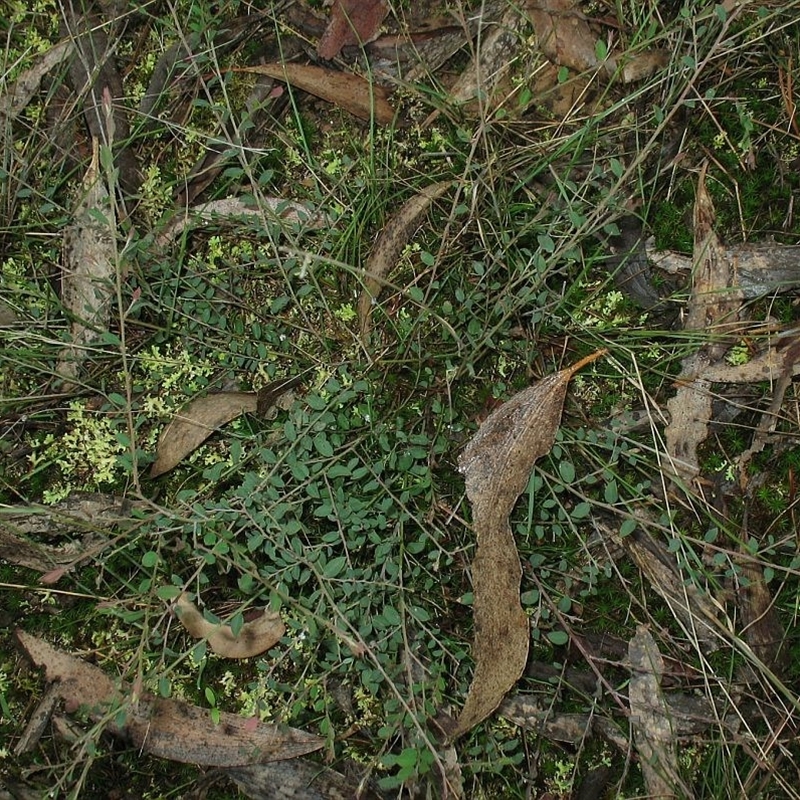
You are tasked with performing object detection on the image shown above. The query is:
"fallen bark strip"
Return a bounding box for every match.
[60,5,140,199]
[650,241,800,298]
[665,165,742,487]
[56,140,116,387]
[628,626,694,799]
[0,493,144,575]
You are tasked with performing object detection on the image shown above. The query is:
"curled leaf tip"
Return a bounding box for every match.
[568,348,608,375]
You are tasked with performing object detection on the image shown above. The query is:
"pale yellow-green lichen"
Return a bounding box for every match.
[138,164,174,227]
[33,401,126,494]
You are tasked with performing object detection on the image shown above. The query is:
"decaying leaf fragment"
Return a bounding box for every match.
[56,139,117,386]
[628,626,693,799]
[665,165,742,487]
[150,392,257,478]
[155,196,329,249]
[529,0,667,83]
[224,759,384,800]
[239,64,395,125]
[175,593,285,659]
[445,4,526,109]
[358,181,451,338]
[452,350,605,737]
[15,631,324,766]
[317,0,389,60]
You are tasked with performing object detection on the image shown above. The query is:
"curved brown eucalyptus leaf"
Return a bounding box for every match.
[358,181,452,338]
[175,594,285,660]
[150,392,257,478]
[239,64,394,124]
[452,350,606,737]
[317,0,389,60]
[15,630,324,766]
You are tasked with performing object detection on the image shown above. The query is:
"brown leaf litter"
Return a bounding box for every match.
[451,349,606,737]
[317,0,389,60]
[16,631,324,767]
[174,593,285,660]
[358,181,452,339]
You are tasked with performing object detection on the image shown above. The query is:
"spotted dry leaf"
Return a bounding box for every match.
[452,350,605,737]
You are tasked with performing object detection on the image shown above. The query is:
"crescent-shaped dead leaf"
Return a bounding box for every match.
[358,181,451,338]
[175,593,285,659]
[150,392,257,478]
[452,350,605,738]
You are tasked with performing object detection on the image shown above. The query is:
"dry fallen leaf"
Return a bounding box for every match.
[156,196,329,249]
[358,181,452,338]
[317,0,389,60]
[239,64,395,125]
[452,350,605,737]
[150,391,257,478]
[16,631,325,766]
[175,593,285,659]
[529,0,598,74]
[224,759,383,800]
